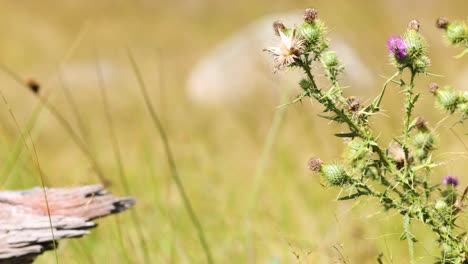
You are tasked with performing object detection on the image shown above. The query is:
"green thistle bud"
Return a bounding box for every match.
[435,86,459,113]
[441,243,453,255]
[412,131,435,150]
[457,102,468,114]
[413,55,430,73]
[435,200,448,211]
[297,19,327,49]
[456,91,468,110]
[299,78,312,91]
[412,130,435,161]
[320,163,349,186]
[445,21,468,45]
[321,51,339,68]
[404,30,428,60]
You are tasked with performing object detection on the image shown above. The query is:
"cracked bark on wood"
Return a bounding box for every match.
[0,184,135,263]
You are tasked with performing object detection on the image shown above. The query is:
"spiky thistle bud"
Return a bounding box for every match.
[320,163,349,186]
[435,200,448,211]
[25,78,40,94]
[436,17,450,29]
[457,91,468,113]
[412,130,435,150]
[412,130,435,161]
[299,78,313,91]
[445,21,468,45]
[321,50,339,68]
[303,8,318,23]
[408,20,420,32]
[273,21,286,36]
[428,82,439,94]
[435,86,459,113]
[297,17,327,52]
[403,29,428,60]
[413,55,431,73]
[308,157,323,172]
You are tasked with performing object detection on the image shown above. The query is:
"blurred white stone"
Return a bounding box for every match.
[186,11,376,106]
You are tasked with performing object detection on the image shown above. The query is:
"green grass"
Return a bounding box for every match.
[0,1,467,263]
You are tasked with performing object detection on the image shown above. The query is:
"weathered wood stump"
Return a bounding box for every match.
[0,184,135,263]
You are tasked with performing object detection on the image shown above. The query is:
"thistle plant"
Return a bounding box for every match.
[264,8,468,263]
[436,17,468,58]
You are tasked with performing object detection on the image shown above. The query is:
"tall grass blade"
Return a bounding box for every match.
[95,51,151,263]
[0,89,59,264]
[127,48,214,264]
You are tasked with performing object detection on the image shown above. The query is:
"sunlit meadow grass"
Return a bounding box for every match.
[0,1,467,263]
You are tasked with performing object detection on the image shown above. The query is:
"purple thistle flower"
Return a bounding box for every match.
[387,36,407,59]
[443,175,459,187]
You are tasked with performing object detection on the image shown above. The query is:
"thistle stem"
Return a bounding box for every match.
[299,60,404,198]
[402,68,418,187]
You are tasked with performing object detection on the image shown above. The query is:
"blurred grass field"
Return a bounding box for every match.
[0,0,467,263]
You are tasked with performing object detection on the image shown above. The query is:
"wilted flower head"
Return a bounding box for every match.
[346,96,361,111]
[272,20,286,36]
[436,17,450,29]
[264,28,304,72]
[387,36,407,59]
[303,8,318,23]
[408,20,420,32]
[415,116,428,130]
[443,175,459,187]
[388,144,413,169]
[308,157,323,172]
[428,82,439,94]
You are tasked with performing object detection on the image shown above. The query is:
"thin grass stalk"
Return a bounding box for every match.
[0,102,42,186]
[0,21,108,185]
[95,53,151,263]
[113,215,132,263]
[0,64,109,185]
[0,89,59,264]
[127,49,214,264]
[244,84,289,262]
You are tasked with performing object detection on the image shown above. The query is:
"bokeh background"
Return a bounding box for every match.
[0,0,467,263]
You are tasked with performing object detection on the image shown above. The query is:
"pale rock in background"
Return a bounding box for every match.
[186,12,376,106]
